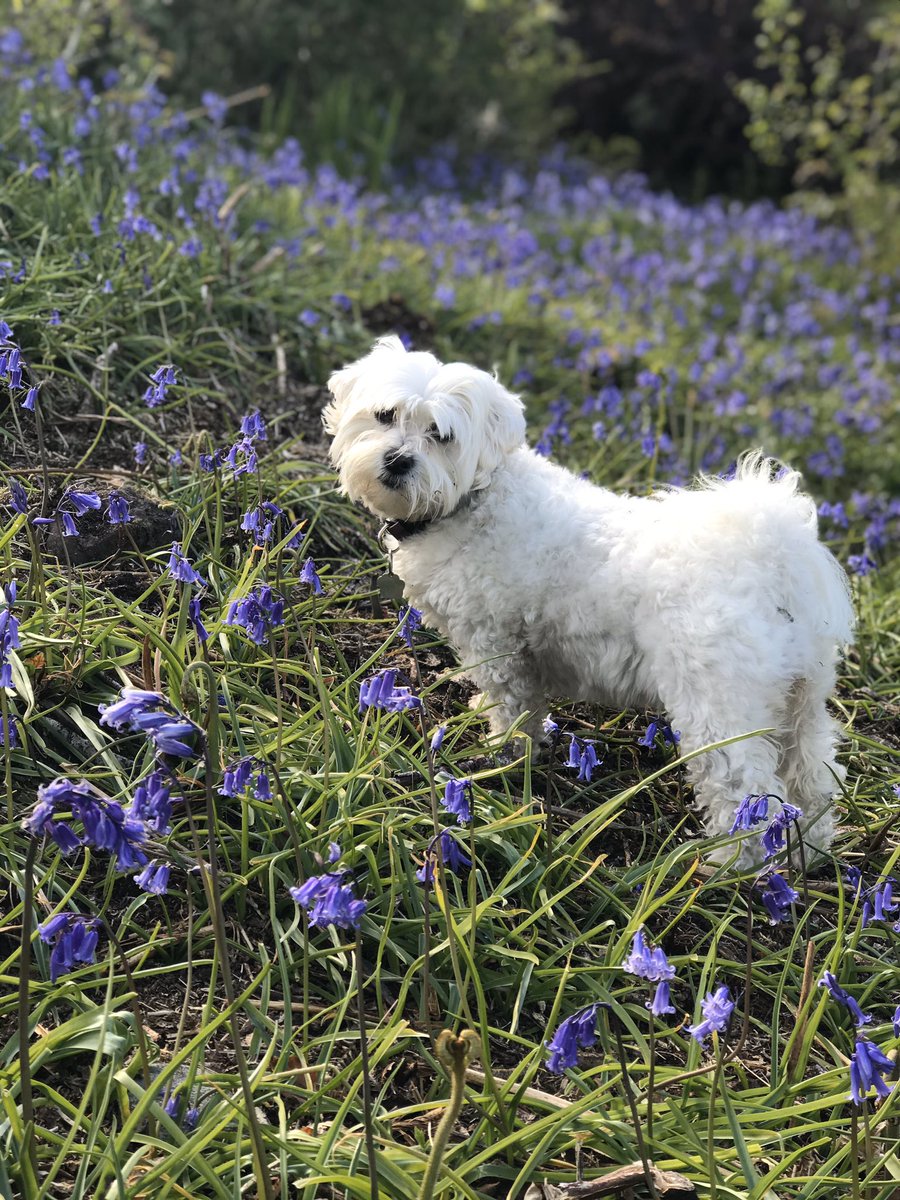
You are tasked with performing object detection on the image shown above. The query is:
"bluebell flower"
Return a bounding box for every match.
[135,860,170,894]
[892,1005,900,1039]
[848,553,877,577]
[202,90,229,124]
[240,410,267,441]
[758,871,799,924]
[99,687,170,729]
[622,929,676,982]
[134,441,148,466]
[225,586,285,645]
[850,1038,894,1105]
[637,718,680,748]
[545,1004,600,1073]
[818,971,871,1027]
[25,777,148,870]
[254,770,271,800]
[100,686,202,760]
[106,493,131,524]
[688,985,734,1044]
[647,981,675,1016]
[128,770,173,834]
[299,309,320,328]
[22,385,38,411]
[66,491,101,518]
[761,802,804,858]
[397,604,422,647]
[188,597,208,642]
[1,714,18,748]
[224,438,258,477]
[167,542,205,587]
[143,364,177,407]
[430,726,447,752]
[199,449,224,472]
[39,913,100,983]
[542,716,559,739]
[566,735,600,782]
[358,668,421,713]
[300,557,323,594]
[730,793,771,834]
[219,757,255,797]
[8,478,28,514]
[48,309,60,326]
[290,871,367,930]
[441,778,472,825]
[416,831,472,883]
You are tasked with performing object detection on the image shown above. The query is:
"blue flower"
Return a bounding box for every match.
[358,668,421,713]
[622,929,676,982]
[397,604,422,648]
[219,757,255,797]
[135,860,170,894]
[850,1038,894,1105]
[106,493,132,524]
[441,778,472,825]
[416,831,472,883]
[761,801,803,858]
[143,364,177,407]
[225,586,285,645]
[637,718,680,748]
[100,686,202,760]
[22,385,38,411]
[647,981,675,1016]
[545,1004,600,1074]
[188,597,208,642]
[240,410,267,441]
[167,542,206,587]
[290,871,367,930]
[300,557,323,594]
[758,870,799,924]
[730,793,771,834]
[848,553,877,577]
[99,687,169,729]
[39,913,100,983]
[818,971,871,1027]
[430,726,447,752]
[224,438,258,477]
[2,713,19,748]
[25,777,149,870]
[8,478,28,514]
[688,985,734,1044]
[542,716,559,739]
[67,490,101,517]
[566,735,600,782]
[128,770,173,834]
[134,441,148,466]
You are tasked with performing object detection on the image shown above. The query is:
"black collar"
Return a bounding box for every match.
[380,518,429,543]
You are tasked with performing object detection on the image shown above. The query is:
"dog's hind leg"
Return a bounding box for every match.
[777,671,844,860]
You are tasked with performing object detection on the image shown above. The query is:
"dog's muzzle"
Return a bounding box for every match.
[381,450,415,489]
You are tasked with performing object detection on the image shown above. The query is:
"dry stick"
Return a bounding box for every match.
[17,835,39,1186]
[609,1012,660,1200]
[787,939,817,1081]
[355,932,381,1200]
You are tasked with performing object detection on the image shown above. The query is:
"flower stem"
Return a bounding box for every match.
[609,1011,659,1200]
[18,835,38,1186]
[417,1030,480,1200]
[355,932,380,1200]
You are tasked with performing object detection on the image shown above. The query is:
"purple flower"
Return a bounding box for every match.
[647,981,675,1017]
[758,871,799,923]
[225,586,285,645]
[199,449,224,472]
[430,726,447,752]
[25,777,148,870]
[134,441,148,466]
[135,860,170,894]
[397,604,422,648]
[106,493,132,524]
[100,686,201,760]
[688,985,734,1044]
[254,770,271,800]
[99,687,169,730]
[167,542,206,587]
[637,718,680,748]
[566,735,600,782]
[622,929,676,983]
[818,971,871,1027]
[761,802,804,858]
[299,308,320,328]
[8,478,28,514]
[542,716,560,739]
[38,913,100,983]
[850,1038,894,1105]
[22,385,38,411]
[358,668,421,713]
[416,831,472,883]
[2,713,19,747]
[188,597,208,641]
[60,512,79,538]
[219,757,255,797]
[300,557,323,594]
[224,438,258,477]
[202,90,229,124]
[67,490,101,517]
[730,793,771,834]
[441,778,472,825]
[128,770,173,834]
[290,872,367,930]
[848,553,877,577]
[545,1004,600,1073]
[240,410,267,441]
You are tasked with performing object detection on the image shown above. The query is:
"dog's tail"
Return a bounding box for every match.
[722,451,855,644]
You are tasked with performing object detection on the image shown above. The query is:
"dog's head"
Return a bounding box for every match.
[324,336,525,522]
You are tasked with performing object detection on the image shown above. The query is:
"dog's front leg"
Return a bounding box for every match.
[462,640,548,749]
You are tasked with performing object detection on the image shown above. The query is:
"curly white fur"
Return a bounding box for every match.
[325,336,855,862]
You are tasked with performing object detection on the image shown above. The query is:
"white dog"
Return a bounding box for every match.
[325,336,854,861]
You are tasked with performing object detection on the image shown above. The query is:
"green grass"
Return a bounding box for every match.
[1,18,900,1199]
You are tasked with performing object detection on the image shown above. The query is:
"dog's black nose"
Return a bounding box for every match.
[383,451,415,478]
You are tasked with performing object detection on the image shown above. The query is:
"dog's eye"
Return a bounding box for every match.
[375,410,395,426]
[428,423,453,445]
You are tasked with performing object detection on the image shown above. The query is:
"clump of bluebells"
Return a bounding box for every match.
[24,777,149,870]
[622,928,677,1016]
[637,718,680,748]
[225,586,285,645]
[545,1004,602,1073]
[290,846,367,931]
[757,870,799,924]
[688,985,734,1045]
[358,668,421,713]
[99,686,203,760]
[567,734,601,782]
[219,756,271,800]
[441,777,473,825]
[39,913,101,983]
[416,831,472,884]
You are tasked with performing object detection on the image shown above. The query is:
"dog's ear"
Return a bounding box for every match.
[323,336,408,435]
[483,375,526,455]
